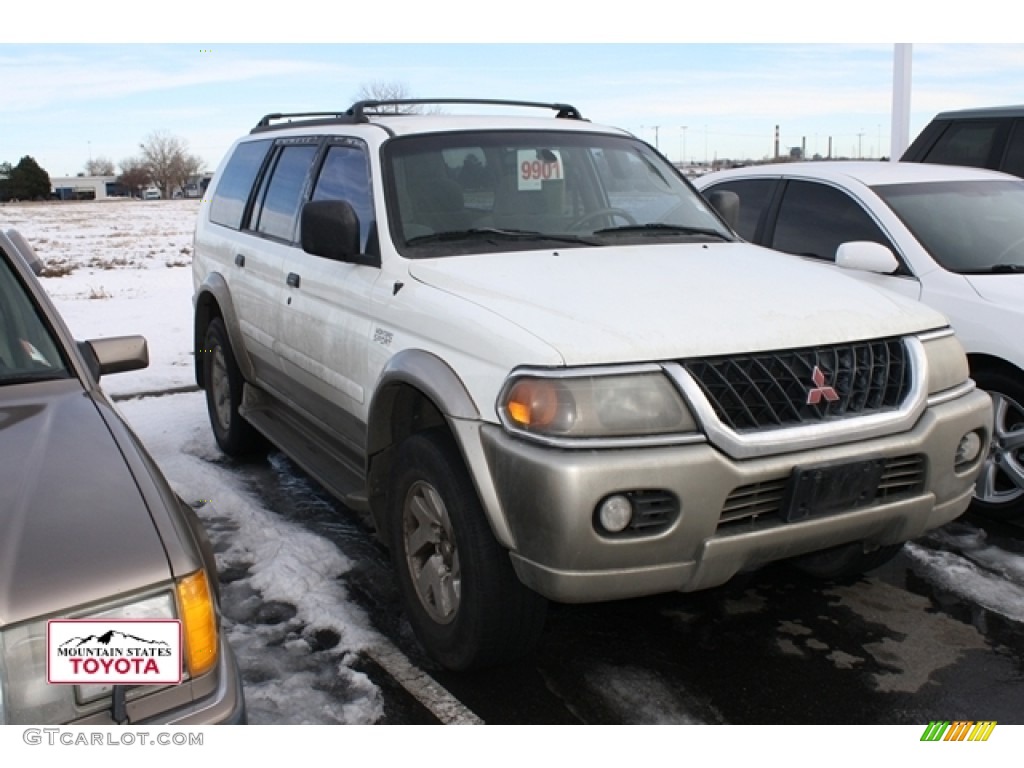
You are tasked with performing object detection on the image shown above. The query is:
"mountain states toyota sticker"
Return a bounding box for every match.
[47,619,182,685]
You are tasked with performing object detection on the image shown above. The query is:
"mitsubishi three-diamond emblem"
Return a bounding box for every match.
[806,365,840,405]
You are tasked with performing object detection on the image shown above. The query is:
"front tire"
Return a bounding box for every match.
[970,368,1024,521]
[202,317,264,457]
[387,431,547,670]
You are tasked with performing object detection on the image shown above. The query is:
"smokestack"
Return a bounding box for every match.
[774,125,779,159]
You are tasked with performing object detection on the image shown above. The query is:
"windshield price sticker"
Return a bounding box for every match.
[517,149,563,190]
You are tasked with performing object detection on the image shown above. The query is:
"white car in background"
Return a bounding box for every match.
[697,161,1024,520]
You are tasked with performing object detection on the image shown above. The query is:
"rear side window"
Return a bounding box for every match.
[209,140,272,229]
[252,144,319,242]
[1001,120,1024,177]
[771,181,892,262]
[923,120,1002,169]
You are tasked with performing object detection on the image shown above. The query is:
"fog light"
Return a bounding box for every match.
[955,430,983,468]
[598,495,634,533]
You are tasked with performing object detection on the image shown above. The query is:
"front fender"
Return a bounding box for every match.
[367,349,516,550]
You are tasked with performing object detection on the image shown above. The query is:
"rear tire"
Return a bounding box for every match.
[790,541,904,581]
[969,367,1024,521]
[387,430,547,670]
[202,317,264,457]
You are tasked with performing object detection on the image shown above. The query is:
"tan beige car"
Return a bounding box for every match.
[0,230,245,725]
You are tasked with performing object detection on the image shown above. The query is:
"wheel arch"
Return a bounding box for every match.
[193,273,251,388]
[365,349,515,550]
[967,352,1024,382]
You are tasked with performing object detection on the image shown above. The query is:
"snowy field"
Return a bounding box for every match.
[4,198,1024,730]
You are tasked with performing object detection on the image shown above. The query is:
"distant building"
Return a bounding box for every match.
[50,175,129,201]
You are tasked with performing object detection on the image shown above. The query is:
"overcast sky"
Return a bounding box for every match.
[3,4,1022,176]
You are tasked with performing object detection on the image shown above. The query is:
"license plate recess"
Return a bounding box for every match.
[780,458,886,523]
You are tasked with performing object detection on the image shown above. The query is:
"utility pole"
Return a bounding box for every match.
[891,44,913,161]
[641,125,661,151]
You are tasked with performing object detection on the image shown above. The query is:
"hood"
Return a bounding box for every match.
[0,380,171,626]
[407,243,948,365]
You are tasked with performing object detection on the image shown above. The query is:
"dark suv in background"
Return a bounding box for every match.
[902,104,1024,177]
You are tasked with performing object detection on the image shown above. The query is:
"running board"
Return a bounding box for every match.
[240,384,370,513]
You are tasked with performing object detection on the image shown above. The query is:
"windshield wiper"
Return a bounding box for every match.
[406,227,599,247]
[961,263,1024,274]
[592,223,732,241]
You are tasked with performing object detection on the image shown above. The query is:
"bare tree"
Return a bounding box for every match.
[85,156,116,176]
[139,131,199,198]
[169,152,204,198]
[118,157,151,198]
[354,81,425,114]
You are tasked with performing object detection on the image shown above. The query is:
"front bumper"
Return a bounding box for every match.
[478,386,992,603]
[74,636,247,725]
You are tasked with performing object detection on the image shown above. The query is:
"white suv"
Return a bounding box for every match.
[192,99,992,670]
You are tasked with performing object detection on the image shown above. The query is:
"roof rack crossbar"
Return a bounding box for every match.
[349,98,584,121]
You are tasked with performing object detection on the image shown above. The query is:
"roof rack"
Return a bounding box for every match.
[349,99,585,122]
[252,99,585,132]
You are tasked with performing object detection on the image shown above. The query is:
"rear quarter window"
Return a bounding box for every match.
[209,140,273,229]
[922,120,1003,169]
[1000,120,1024,177]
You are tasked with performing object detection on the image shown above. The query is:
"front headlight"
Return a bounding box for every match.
[498,368,697,444]
[0,592,176,723]
[921,330,969,395]
[0,570,219,724]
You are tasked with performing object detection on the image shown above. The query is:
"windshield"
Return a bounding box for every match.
[384,130,733,257]
[873,179,1024,274]
[0,252,70,385]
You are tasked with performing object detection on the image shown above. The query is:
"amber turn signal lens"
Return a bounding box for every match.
[177,570,219,678]
[505,378,564,429]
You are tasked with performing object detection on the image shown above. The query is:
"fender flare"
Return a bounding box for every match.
[367,349,516,549]
[193,273,253,386]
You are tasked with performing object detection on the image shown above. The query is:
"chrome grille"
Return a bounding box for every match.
[718,454,926,530]
[682,339,911,432]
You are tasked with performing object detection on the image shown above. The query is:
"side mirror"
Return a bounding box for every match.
[4,229,44,275]
[705,190,740,231]
[835,241,899,275]
[79,336,149,381]
[301,200,374,265]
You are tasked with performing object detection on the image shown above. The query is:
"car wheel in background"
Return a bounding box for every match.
[971,367,1024,521]
[203,317,264,457]
[388,430,547,671]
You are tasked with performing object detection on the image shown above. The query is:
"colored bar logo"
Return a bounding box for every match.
[921,721,997,742]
